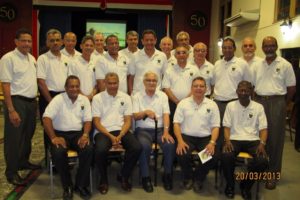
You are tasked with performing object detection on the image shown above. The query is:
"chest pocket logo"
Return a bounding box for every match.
[232,67,236,71]
[157,59,161,64]
[206,70,210,74]
[190,72,194,77]
[207,108,211,113]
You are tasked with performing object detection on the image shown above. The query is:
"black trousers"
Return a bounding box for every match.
[4,96,37,179]
[50,130,93,188]
[168,100,177,137]
[177,134,219,182]
[221,140,268,189]
[294,104,300,149]
[94,130,142,184]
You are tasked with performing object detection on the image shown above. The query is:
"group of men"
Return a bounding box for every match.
[0,27,296,200]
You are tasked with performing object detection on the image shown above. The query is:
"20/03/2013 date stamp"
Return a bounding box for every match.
[235,172,281,181]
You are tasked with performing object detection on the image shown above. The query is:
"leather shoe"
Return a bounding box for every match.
[63,186,73,200]
[142,177,153,193]
[19,162,41,170]
[240,182,251,200]
[74,186,91,199]
[265,180,276,190]
[162,173,173,191]
[193,181,203,193]
[296,147,300,152]
[117,174,132,192]
[7,174,26,186]
[224,185,235,199]
[98,183,108,194]
[182,179,193,190]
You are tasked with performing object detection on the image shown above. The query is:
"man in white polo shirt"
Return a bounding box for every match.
[95,34,131,94]
[92,72,141,194]
[174,77,220,193]
[128,29,168,95]
[133,71,175,192]
[91,32,106,60]
[160,36,176,66]
[0,28,40,186]
[61,32,81,58]
[222,81,268,199]
[241,37,262,68]
[69,35,97,101]
[43,75,93,200]
[119,30,140,59]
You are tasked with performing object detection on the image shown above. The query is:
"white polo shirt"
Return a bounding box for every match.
[119,47,140,59]
[242,56,263,68]
[0,48,37,98]
[252,56,296,95]
[37,51,70,92]
[69,56,96,96]
[174,96,220,137]
[162,63,198,100]
[92,90,132,132]
[61,48,81,58]
[133,90,170,128]
[128,48,168,94]
[223,100,267,141]
[95,53,131,93]
[167,55,177,67]
[190,59,215,96]
[213,56,252,101]
[91,50,106,61]
[43,93,92,131]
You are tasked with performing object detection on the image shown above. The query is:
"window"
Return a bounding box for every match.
[276,0,300,21]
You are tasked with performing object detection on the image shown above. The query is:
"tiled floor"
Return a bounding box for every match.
[1,114,300,200]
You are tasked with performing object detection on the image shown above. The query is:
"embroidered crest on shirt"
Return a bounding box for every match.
[232,67,236,71]
[171,63,175,66]
[276,68,280,73]
[157,59,161,64]
[64,62,68,67]
[207,108,211,113]
[120,101,124,106]
[123,61,127,65]
[248,113,253,118]
[190,72,194,77]
[81,105,84,110]
[206,70,209,74]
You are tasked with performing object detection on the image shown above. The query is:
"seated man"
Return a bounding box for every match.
[92,72,142,194]
[174,76,220,193]
[43,75,93,200]
[222,81,268,200]
[133,71,176,192]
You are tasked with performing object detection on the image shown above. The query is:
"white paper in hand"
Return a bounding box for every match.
[198,148,212,164]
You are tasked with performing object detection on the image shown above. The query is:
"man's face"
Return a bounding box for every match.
[193,44,207,60]
[94,34,105,51]
[241,38,256,58]
[65,79,80,100]
[80,39,94,56]
[47,33,63,52]
[160,38,173,55]
[222,40,235,60]
[262,38,278,58]
[175,46,189,64]
[106,37,119,56]
[63,33,77,51]
[105,76,119,96]
[236,84,251,100]
[142,33,157,51]
[177,34,190,48]
[191,79,206,98]
[126,35,138,49]
[15,33,32,55]
[143,73,157,92]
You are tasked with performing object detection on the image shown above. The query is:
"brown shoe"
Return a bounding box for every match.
[265,180,276,190]
[98,183,109,194]
[117,174,132,192]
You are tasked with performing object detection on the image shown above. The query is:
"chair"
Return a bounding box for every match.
[48,149,93,199]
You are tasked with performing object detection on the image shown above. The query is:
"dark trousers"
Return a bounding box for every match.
[255,95,286,174]
[294,104,300,149]
[94,130,142,184]
[50,130,93,188]
[177,134,219,182]
[168,100,177,137]
[4,96,37,179]
[135,127,176,177]
[221,140,268,189]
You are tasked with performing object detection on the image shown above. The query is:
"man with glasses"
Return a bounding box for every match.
[171,31,194,62]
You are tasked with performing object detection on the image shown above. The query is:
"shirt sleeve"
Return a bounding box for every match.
[82,97,92,122]
[258,104,268,130]
[210,102,221,128]
[162,93,170,114]
[0,54,13,82]
[162,69,171,89]
[95,57,107,80]
[173,101,184,123]
[128,55,136,75]
[43,95,60,119]
[222,102,232,128]
[124,95,133,116]
[285,63,296,87]
[91,94,102,118]
[36,55,47,79]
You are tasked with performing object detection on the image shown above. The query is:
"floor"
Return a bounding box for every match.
[1,113,300,200]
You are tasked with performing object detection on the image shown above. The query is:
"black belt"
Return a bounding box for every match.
[255,95,285,100]
[12,95,36,102]
[214,98,237,103]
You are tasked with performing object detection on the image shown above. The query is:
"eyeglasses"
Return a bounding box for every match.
[194,49,206,53]
[145,79,157,83]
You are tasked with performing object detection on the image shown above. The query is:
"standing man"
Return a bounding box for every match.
[171,31,194,62]
[119,30,140,59]
[0,28,40,186]
[191,42,214,97]
[91,32,106,60]
[61,32,81,58]
[222,81,268,199]
[95,35,131,94]
[92,73,141,194]
[43,76,93,200]
[174,77,220,193]
[133,71,175,192]
[212,38,252,147]
[252,36,296,189]
[128,29,168,95]
[241,37,262,68]
[160,36,176,66]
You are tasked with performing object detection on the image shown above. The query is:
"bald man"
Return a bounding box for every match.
[160,36,176,66]
[91,32,106,60]
[61,32,81,58]
[241,37,262,67]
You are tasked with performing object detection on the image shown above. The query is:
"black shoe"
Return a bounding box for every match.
[295,147,300,152]
[142,177,153,193]
[19,162,41,170]
[63,186,73,200]
[265,180,276,190]
[117,174,132,192]
[240,181,252,200]
[224,185,235,199]
[193,181,203,193]
[74,186,91,199]
[182,179,193,190]
[7,174,26,186]
[162,173,173,191]
[98,183,108,194]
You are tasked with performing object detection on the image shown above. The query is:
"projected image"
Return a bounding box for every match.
[86,20,126,48]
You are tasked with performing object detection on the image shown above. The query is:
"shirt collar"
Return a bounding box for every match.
[104,90,121,99]
[223,56,237,64]
[14,48,29,59]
